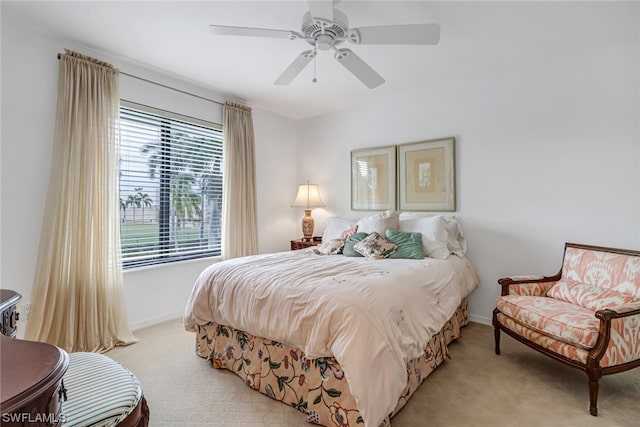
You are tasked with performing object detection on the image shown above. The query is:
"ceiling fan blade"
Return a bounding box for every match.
[209,25,292,39]
[334,49,384,89]
[274,50,315,85]
[308,0,334,22]
[348,23,441,45]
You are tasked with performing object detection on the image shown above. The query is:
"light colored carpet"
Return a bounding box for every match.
[107,319,639,427]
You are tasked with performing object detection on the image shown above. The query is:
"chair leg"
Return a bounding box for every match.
[492,309,501,355]
[588,377,599,416]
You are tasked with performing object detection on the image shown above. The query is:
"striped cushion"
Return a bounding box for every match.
[62,352,142,427]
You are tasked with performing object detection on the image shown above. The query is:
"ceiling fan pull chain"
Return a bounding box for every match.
[312,47,318,83]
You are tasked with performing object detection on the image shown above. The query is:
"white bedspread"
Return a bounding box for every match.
[184,249,479,427]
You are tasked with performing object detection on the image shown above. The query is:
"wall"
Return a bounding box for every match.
[298,42,639,325]
[0,17,299,333]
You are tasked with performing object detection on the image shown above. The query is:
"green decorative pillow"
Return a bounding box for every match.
[342,232,369,257]
[386,229,424,259]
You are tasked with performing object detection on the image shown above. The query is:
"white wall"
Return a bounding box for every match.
[0,17,299,333]
[253,109,300,253]
[298,42,640,325]
[1,17,60,335]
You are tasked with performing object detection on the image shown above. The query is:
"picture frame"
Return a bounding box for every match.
[350,146,396,211]
[397,137,456,211]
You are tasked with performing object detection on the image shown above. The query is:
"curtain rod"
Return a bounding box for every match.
[57,53,224,106]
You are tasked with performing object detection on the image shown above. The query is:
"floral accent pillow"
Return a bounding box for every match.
[317,238,345,255]
[353,232,397,259]
[342,232,369,257]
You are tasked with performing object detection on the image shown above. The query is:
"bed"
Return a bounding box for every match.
[184,212,479,427]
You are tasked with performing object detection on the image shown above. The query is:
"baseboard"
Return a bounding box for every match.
[129,311,183,332]
[469,313,492,325]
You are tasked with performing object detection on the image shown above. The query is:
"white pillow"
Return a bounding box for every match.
[398,214,449,259]
[441,217,467,256]
[322,217,357,242]
[356,210,399,235]
[399,212,467,256]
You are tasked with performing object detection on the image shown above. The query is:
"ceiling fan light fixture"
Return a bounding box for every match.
[315,34,334,50]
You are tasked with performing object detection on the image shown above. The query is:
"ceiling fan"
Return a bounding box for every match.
[209,1,440,89]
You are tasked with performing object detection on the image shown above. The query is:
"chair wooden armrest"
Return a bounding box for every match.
[596,305,640,321]
[497,272,561,296]
[589,304,640,373]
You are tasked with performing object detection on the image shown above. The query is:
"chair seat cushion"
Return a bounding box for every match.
[496,295,599,349]
[547,279,639,311]
[62,352,143,427]
[496,312,590,364]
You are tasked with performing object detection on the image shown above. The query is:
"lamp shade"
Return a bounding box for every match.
[291,183,325,209]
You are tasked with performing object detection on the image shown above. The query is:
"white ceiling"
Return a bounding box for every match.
[3,1,637,120]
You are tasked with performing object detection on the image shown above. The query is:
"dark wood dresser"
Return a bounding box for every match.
[0,334,69,426]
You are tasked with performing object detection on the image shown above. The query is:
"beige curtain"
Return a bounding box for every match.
[25,49,137,353]
[222,101,258,259]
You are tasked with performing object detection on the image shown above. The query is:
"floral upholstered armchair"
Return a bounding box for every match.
[493,242,640,416]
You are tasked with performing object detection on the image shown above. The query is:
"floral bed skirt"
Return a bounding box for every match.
[194,297,469,427]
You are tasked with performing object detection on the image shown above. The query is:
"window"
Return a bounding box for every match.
[118,102,223,268]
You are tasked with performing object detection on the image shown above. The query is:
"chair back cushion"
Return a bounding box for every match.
[547,279,639,312]
[561,246,640,299]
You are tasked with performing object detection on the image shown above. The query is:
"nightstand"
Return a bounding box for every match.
[0,290,21,338]
[290,237,322,250]
[1,335,69,426]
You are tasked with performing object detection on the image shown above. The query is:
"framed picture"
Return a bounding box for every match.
[351,146,396,211]
[398,137,455,211]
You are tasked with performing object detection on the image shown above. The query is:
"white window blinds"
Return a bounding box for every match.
[119,102,223,267]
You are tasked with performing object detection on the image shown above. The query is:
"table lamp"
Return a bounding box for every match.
[291,181,325,240]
